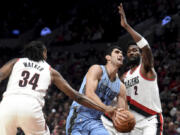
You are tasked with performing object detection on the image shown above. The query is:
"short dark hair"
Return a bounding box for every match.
[126,41,140,53]
[22,41,46,62]
[104,45,122,56]
[127,41,137,47]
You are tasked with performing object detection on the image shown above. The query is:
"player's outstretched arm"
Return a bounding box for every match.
[51,67,114,115]
[0,58,18,83]
[118,3,154,73]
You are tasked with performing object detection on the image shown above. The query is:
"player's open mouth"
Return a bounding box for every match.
[117,58,122,61]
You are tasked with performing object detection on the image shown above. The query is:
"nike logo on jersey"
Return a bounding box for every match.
[148,118,154,121]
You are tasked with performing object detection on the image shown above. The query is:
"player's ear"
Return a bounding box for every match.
[105,55,111,61]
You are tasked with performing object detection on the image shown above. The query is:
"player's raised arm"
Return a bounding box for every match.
[50,67,114,116]
[0,58,18,83]
[118,3,154,73]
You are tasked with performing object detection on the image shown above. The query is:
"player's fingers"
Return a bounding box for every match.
[117,108,125,112]
[118,6,121,12]
[118,9,122,15]
[118,7,124,15]
[120,3,124,9]
[115,115,127,121]
[115,111,128,119]
[116,113,128,120]
[118,5,122,10]
[114,115,127,125]
[119,3,125,12]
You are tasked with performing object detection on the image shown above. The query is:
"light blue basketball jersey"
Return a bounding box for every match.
[70,65,121,119]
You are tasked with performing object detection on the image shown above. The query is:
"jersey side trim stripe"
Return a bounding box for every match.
[127,96,158,116]
[156,114,163,135]
[68,107,79,134]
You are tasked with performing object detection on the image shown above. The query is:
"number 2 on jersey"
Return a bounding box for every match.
[19,71,40,90]
[134,86,138,95]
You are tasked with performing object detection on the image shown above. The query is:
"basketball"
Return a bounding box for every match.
[112,109,136,133]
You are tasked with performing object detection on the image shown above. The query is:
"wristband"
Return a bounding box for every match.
[136,37,148,48]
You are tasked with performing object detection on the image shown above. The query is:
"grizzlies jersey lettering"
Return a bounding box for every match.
[4,58,51,107]
[124,64,162,121]
[71,65,121,119]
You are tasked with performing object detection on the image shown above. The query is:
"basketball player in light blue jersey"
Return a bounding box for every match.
[66,46,128,135]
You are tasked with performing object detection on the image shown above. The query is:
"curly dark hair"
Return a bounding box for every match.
[22,41,46,62]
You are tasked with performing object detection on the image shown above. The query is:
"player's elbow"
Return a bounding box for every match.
[85,92,91,98]
[85,91,94,100]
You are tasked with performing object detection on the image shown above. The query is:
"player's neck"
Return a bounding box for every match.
[130,65,139,74]
[105,64,118,81]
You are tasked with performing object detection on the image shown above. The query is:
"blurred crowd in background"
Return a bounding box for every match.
[0,0,180,42]
[0,0,180,135]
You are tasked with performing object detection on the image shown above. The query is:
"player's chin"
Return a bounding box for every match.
[117,62,123,67]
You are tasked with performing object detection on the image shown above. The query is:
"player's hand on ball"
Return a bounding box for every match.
[104,106,116,118]
[113,108,128,122]
[112,108,136,133]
